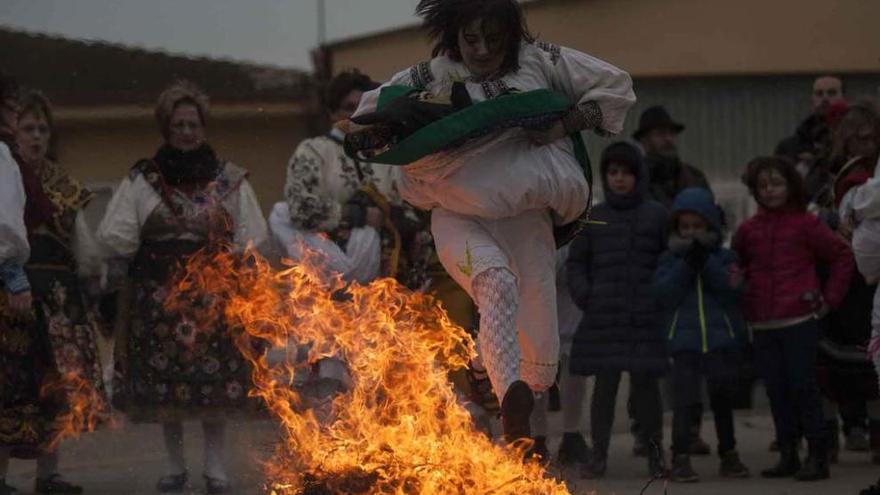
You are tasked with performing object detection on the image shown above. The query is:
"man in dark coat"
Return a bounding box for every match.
[775,75,847,207]
[635,106,711,208]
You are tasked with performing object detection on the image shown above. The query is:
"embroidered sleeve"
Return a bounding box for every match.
[284,141,341,232]
[408,61,435,89]
[562,100,604,135]
[536,43,636,135]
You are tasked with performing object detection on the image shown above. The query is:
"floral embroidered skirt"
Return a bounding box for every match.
[113,275,254,423]
[0,268,104,455]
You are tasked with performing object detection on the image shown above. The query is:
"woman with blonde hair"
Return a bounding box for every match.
[98,80,268,494]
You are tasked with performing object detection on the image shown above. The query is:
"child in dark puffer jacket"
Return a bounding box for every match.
[654,187,750,482]
[735,156,853,482]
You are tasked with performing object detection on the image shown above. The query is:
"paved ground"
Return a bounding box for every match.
[7,387,880,494]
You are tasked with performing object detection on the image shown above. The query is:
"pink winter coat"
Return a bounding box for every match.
[733,207,853,324]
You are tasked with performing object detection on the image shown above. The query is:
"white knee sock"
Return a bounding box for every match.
[472,267,520,400]
[530,392,550,437]
[163,421,186,475]
[36,451,59,479]
[0,447,9,480]
[202,420,228,481]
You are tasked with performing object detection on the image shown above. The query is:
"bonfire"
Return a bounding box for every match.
[165,245,571,495]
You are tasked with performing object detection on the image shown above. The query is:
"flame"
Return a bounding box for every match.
[165,244,572,495]
[40,371,109,451]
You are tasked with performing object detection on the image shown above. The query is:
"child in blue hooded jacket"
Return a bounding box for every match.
[653,187,750,482]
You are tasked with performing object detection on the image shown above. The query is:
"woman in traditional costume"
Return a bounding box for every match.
[97,81,268,494]
[0,85,105,494]
[348,0,635,442]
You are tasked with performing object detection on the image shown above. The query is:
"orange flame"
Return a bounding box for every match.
[166,244,571,495]
[40,371,109,451]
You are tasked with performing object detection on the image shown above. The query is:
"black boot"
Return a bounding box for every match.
[761,442,801,478]
[795,442,830,481]
[580,450,607,479]
[501,380,534,444]
[557,431,591,465]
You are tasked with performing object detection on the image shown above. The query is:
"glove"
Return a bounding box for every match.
[684,240,709,271]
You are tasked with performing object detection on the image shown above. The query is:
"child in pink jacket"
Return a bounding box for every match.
[734,156,853,482]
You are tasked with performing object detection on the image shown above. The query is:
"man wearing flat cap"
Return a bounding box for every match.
[635,106,710,208]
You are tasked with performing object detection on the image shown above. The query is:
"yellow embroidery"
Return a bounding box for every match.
[456,242,474,277]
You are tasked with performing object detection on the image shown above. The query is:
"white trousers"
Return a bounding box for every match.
[432,208,559,394]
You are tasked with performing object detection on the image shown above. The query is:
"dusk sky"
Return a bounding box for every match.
[0,0,422,69]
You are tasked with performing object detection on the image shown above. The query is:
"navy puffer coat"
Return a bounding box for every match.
[568,142,669,377]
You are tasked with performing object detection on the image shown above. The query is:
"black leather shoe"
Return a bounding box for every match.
[34,475,82,494]
[204,476,231,495]
[156,472,187,493]
[501,380,534,444]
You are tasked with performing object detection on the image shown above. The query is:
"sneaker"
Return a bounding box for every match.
[847,427,870,452]
[557,432,591,465]
[670,454,699,482]
[156,472,188,493]
[580,453,607,479]
[34,475,83,494]
[688,436,712,456]
[0,479,18,495]
[719,450,750,478]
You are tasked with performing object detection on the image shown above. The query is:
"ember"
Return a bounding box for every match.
[166,245,571,495]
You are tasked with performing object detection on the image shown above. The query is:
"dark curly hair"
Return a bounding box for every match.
[416,0,534,74]
[743,156,807,211]
[323,69,379,113]
[830,101,880,169]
